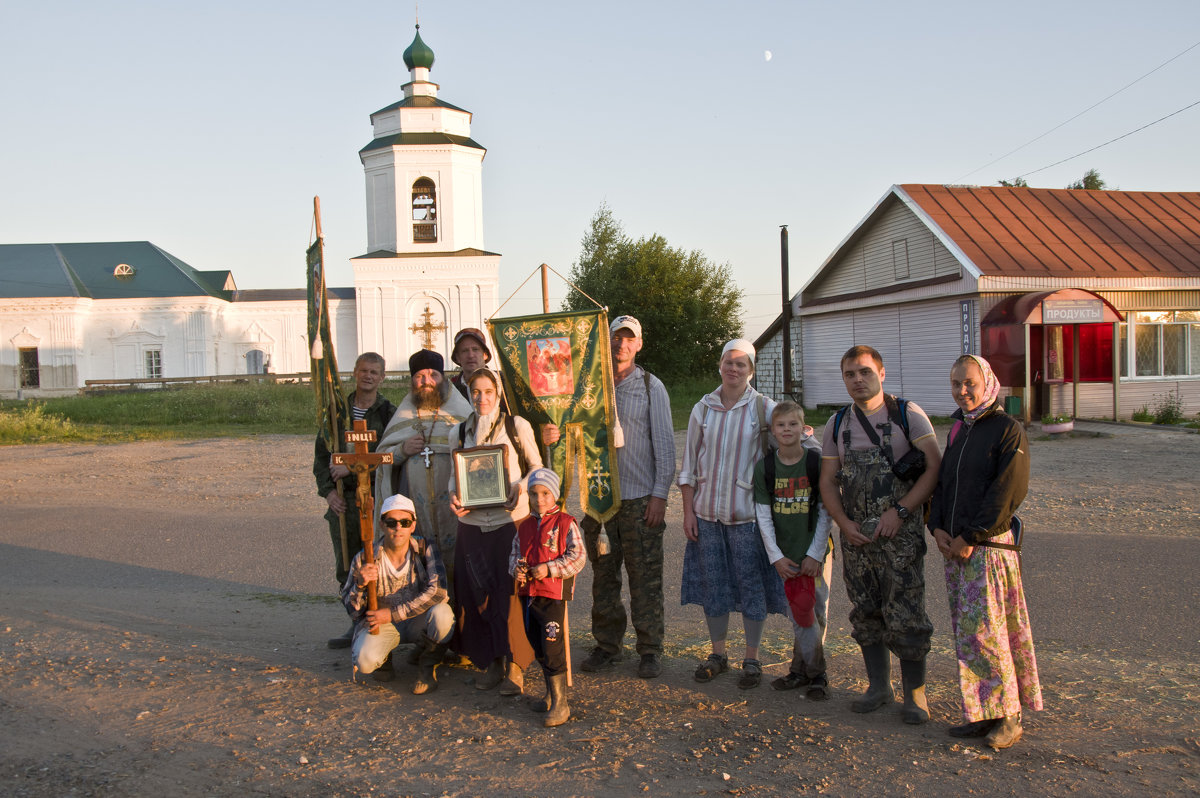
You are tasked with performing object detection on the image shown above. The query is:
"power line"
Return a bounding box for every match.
[1015,98,1200,180]
[955,38,1200,182]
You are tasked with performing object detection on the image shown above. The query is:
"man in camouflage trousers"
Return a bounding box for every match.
[542,315,675,678]
[819,345,941,724]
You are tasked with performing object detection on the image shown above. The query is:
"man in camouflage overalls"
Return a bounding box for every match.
[542,315,676,679]
[819,345,942,725]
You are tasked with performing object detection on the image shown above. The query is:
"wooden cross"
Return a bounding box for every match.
[409,304,447,350]
[331,418,394,634]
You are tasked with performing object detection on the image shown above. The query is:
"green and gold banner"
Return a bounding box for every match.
[307,233,347,455]
[488,310,621,523]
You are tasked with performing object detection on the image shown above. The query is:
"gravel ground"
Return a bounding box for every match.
[1,422,1197,797]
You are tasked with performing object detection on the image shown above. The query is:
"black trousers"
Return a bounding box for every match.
[521,596,568,676]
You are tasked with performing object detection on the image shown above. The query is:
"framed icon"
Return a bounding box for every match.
[453,444,509,509]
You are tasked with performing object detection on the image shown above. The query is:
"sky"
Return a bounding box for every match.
[3,1,1199,339]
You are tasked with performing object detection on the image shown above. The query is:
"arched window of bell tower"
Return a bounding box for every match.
[411,178,437,243]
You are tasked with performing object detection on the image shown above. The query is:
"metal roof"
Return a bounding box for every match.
[0,241,233,300]
[359,132,485,154]
[899,184,1200,278]
[372,95,470,116]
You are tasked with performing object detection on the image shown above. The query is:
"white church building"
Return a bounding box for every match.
[0,26,499,397]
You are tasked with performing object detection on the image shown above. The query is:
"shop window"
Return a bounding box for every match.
[411,178,437,242]
[19,347,40,388]
[1128,311,1200,377]
[145,349,163,379]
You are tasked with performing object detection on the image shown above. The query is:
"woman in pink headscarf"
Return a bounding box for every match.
[928,354,1043,751]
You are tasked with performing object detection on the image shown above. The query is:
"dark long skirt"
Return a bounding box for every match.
[454,520,518,669]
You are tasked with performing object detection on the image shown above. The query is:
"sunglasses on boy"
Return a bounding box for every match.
[382,516,415,530]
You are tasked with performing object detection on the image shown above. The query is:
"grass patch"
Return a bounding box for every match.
[5,375,848,444]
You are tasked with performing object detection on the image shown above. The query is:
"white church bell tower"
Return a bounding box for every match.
[352,25,500,366]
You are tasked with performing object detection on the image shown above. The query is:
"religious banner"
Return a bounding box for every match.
[488,310,621,523]
[306,200,348,461]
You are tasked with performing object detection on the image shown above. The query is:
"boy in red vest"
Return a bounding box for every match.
[509,468,586,727]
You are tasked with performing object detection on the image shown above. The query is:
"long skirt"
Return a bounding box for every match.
[945,530,1044,722]
[454,520,518,669]
[681,519,787,620]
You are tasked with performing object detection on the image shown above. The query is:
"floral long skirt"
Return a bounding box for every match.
[945,531,1044,722]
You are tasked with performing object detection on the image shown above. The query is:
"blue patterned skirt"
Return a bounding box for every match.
[681,519,788,620]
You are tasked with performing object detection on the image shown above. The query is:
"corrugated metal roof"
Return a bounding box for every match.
[0,241,232,300]
[900,184,1200,278]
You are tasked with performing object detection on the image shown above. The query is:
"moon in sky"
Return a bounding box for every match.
[764,50,773,62]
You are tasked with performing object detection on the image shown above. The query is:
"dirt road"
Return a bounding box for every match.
[1,423,1197,796]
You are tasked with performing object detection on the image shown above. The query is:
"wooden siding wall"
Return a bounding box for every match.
[1047,380,1200,420]
[808,201,959,302]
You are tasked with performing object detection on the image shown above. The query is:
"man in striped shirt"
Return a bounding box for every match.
[548,315,676,679]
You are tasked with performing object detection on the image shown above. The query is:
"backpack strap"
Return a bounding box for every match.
[833,405,851,460]
[764,446,777,489]
[503,414,530,476]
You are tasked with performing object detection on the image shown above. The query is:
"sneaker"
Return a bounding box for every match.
[805,674,830,701]
[326,624,354,649]
[637,654,662,679]
[581,648,619,672]
[771,671,811,691]
[737,659,762,689]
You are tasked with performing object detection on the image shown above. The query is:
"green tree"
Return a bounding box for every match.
[998,177,1029,187]
[1066,168,1106,190]
[563,205,744,380]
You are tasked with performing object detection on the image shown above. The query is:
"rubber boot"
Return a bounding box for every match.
[544,673,570,727]
[498,659,524,696]
[475,656,505,690]
[899,657,930,725]
[531,669,552,714]
[412,640,447,695]
[850,643,894,713]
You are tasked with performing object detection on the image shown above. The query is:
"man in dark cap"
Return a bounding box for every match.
[449,328,493,399]
[375,349,472,604]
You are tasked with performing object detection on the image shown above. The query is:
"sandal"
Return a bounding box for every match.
[693,653,729,683]
[737,659,762,689]
[771,671,811,691]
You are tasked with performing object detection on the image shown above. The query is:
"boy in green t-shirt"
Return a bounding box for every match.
[753,401,835,699]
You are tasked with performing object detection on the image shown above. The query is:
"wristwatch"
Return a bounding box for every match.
[894,503,911,520]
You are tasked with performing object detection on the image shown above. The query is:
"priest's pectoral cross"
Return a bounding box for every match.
[332,418,394,634]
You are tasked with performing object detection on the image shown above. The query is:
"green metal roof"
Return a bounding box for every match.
[359,132,485,154]
[403,27,435,71]
[373,95,470,116]
[0,242,233,300]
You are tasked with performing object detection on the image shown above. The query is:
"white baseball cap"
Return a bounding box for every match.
[380,493,416,517]
[610,315,642,338]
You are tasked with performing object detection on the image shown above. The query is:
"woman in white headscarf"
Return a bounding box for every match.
[928,354,1043,750]
[449,368,542,693]
[678,339,787,689]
